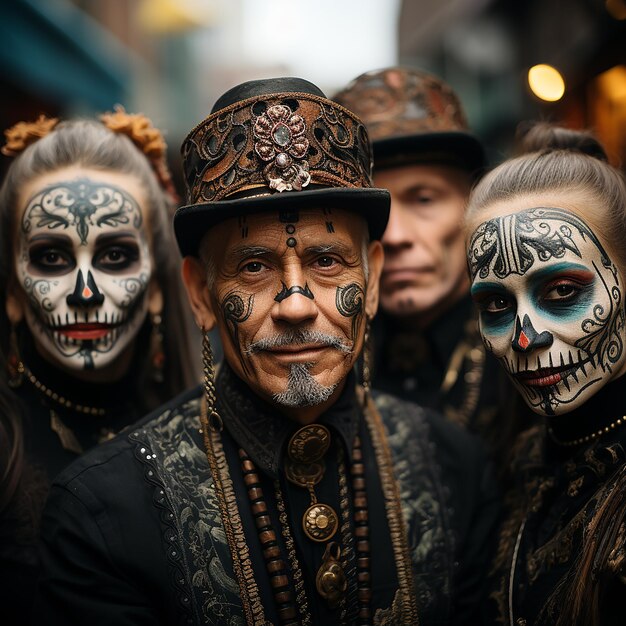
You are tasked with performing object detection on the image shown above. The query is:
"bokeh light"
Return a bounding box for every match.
[528,64,566,102]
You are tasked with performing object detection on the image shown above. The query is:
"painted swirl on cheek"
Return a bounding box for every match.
[221,290,254,375]
[335,283,365,343]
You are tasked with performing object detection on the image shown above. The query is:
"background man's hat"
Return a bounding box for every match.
[175,77,390,256]
[333,67,486,175]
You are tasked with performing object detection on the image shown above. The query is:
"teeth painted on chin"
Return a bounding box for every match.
[562,376,571,392]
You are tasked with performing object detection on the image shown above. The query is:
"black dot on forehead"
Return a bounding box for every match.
[286,237,297,247]
[286,224,296,234]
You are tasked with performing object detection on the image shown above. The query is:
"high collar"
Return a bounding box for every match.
[545,375,626,459]
[375,294,474,372]
[18,327,139,413]
[215,363,362,477]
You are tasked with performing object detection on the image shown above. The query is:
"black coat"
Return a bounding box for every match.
[35,366,500,625]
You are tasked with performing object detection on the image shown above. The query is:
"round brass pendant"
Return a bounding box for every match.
[285,458,324,487]
[288,424,330,464]
[303,503,338,542]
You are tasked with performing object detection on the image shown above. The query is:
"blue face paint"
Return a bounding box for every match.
[528,262,596,322]
[471,281,516,336]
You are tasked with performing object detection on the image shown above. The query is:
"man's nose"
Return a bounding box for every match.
[381,204,414,250]
[66,270,105,307]
[511,313,553,353]
[271,280,318,325]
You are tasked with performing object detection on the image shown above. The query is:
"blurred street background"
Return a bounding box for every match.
[1,0,625,190]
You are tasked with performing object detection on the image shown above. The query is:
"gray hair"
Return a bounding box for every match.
[467,149,626,273]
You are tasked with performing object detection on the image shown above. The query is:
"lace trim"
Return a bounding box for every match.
[129,423,194,625]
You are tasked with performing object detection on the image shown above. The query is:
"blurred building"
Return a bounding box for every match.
[398,0,626,167]
[1,0,625,183]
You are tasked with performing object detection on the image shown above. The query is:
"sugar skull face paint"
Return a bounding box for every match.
[13,170,153,372]
[468,206,626,416]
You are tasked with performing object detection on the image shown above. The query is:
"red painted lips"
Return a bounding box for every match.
[55,323,114,340]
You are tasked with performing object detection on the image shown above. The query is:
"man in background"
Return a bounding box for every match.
[335,67,520,454]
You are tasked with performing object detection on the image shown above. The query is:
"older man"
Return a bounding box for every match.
[36,78,497,625]
[335,68,505,435]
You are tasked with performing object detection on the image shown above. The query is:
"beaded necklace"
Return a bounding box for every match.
[200,388,419,625]
[239,428,371,624]
[548,415,626,447]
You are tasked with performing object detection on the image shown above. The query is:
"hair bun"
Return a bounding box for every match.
[1,115,59,157]
[100,105,179,202]
[515,122,608,162]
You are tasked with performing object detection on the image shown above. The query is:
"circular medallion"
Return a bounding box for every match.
[288,424,331,464]
[303,503,338,542]
[285,458,324,487]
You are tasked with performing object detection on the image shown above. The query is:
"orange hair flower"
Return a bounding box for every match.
[2,115,59,157]
[100,106,179,202]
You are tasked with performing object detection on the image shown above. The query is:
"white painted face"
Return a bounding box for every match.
[468,205,626,416]
[12,168,153,372]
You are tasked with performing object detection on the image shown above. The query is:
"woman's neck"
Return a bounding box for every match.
[547,375,626,445]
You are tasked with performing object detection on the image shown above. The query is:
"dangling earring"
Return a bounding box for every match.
[361,317,372,402]
[149,312,165,383]
[7,326,24,388]
[202,328,222,432]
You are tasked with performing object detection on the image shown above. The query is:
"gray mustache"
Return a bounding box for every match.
[245,329,352,355]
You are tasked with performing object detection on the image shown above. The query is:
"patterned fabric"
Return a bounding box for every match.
[373,391,455,619]
[488,426,626,625]
[333,68,469,142]
[126,388,455,624]
[130,401,240,624]
[182,93,373,205]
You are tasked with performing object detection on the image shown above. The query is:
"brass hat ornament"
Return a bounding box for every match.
[175,77,391,256]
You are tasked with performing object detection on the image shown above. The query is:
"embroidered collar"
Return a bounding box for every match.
[215,362,361,477]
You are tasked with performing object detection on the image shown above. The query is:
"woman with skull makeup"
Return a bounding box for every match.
[0,112,196,624]
[465,124,626,626]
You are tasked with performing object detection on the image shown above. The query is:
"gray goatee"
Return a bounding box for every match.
[273,363,337,407]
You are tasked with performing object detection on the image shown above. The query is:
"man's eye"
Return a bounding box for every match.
[29,248,74,272]
[406,188,437,205]
[243,261,264,273]
[94,246,138,271]
[316,256,336,268]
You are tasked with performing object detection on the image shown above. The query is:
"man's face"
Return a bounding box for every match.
[375,164,471,320]
[468,200,626,416]
[185,208,383,415]
[10,167,155,375]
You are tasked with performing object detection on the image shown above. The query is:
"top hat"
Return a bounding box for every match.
[174,77,390,256]
[333,67,486,175]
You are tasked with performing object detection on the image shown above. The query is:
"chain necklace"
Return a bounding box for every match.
[21,361,107,416]
[547,415,626,447]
